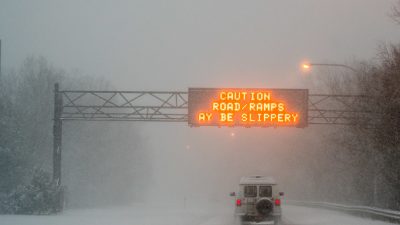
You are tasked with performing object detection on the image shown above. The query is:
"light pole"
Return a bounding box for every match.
[302,61,380,206]
[302,63,357,73]
[0,39,2,77]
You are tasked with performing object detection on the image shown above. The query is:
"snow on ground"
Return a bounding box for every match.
[0,204,397,225]
[282,205,396,225]
[0,204,225,225]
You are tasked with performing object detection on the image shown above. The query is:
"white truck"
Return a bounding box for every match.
[231,176,283,225]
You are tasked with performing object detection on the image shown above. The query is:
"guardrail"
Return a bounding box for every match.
[286,200,400,224]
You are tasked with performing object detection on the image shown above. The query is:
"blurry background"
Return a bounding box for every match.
[1,0,400,211]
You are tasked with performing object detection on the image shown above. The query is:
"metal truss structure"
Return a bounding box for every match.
[60,90,188,122]
[307,94,372,125]
[58,89,370,126]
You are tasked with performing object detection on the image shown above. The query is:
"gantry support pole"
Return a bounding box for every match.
[53,83,63,185]
[53,83,64,212]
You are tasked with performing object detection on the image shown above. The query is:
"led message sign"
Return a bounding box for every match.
[188,88,308,128]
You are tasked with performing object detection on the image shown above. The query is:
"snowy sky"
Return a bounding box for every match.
[1,0,400,90]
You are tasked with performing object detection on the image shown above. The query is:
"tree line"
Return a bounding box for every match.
[0,57,149,214]
[282,2,400,210]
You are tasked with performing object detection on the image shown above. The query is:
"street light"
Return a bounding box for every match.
[302,63,357,73]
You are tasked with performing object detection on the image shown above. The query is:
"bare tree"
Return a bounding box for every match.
[390,0,400,25]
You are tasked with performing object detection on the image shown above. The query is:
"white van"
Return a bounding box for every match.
[231,176,283,225]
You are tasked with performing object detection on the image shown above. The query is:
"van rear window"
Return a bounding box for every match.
[259,186,272,197]
[244,186,257,197]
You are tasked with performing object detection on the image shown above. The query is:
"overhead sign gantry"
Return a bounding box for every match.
[52,83,373,212]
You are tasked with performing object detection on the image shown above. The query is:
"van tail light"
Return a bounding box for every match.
[236,199,242,206]
[275,199,281,206]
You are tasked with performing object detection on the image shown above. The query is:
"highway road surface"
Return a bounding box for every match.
[0,204,395,225]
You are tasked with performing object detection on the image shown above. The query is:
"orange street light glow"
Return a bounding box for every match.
[302,63,311,69]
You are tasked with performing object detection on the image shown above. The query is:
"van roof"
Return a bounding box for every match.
[239,176,277,185]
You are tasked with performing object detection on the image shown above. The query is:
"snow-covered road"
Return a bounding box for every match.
[282,205,394,225]
[0,204,396,225]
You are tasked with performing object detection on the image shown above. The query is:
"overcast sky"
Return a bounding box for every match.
[1,0,400,90]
